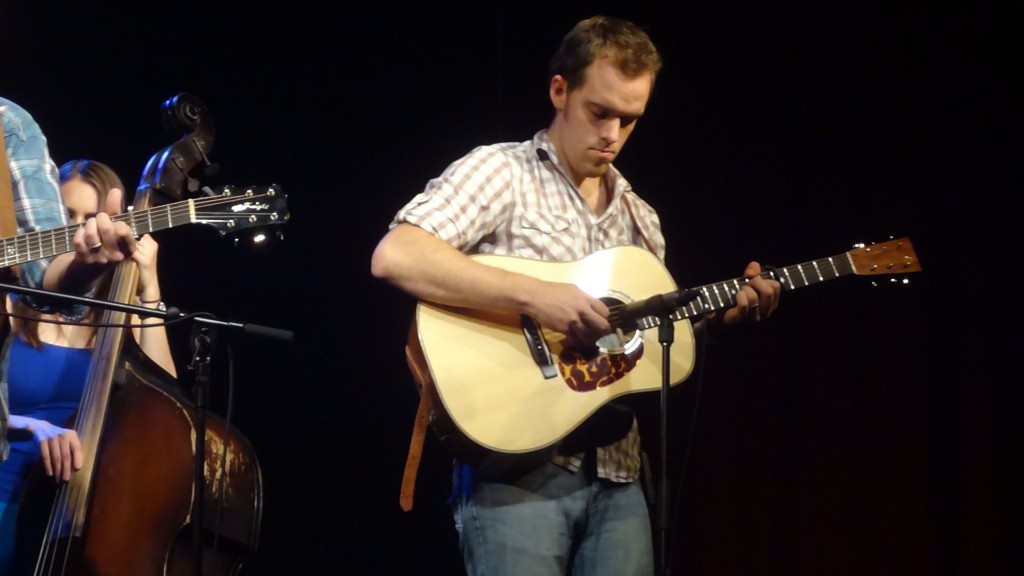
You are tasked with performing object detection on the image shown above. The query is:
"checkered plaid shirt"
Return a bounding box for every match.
[394,130,666,483]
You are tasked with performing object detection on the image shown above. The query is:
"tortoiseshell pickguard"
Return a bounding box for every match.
[557,343,645,392]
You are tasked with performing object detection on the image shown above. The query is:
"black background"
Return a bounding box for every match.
[6,2,1021,574]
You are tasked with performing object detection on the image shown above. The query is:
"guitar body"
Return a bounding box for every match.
[411,246,695,471]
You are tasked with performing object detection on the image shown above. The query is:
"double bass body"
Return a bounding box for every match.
[86,338,262,575]
[21,326,263,575]
[19,93,263,575]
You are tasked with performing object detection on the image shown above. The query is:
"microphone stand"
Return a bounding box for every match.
[656,311,674,576]
[0,280,295,340]
[0,280,292,576]
[188,326,213,576]
[615,288,702,576]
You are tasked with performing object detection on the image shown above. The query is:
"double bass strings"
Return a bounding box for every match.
[34,457,79,574]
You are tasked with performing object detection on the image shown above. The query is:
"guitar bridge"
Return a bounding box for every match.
[520,315,558,379]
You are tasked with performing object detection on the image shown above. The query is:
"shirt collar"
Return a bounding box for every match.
[531,130,628,202]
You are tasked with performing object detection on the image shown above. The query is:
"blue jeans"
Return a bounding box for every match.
[453,461,654,576]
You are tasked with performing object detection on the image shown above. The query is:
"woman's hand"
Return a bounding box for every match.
[133,234,161,301]
[8,415,84,481]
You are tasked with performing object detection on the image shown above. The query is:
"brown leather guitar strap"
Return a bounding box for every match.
[400,329,434,512]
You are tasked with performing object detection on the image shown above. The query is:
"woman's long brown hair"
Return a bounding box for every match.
[10,160,125,348]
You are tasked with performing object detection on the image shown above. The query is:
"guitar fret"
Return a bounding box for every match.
[727,279,740,308]
[827,256,839,277]
[781,266,794,289]
[127,208,137,236]
[797,264,809,287]
[682,302,698,318]
[811,260,823,283]
[821,258,836,280]
[165,205,176,228]
[698,287,711,311]
[783,264,793,286]
[711,283,724,308]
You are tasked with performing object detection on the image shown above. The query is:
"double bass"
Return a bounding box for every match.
[21,94,266,575]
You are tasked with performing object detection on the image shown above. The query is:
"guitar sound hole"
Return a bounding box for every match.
[596,296,642,355]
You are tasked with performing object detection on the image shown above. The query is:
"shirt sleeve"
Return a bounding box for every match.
[391,145,516,252]
[621,191,667,261]
[2,99,93,317]
[2,98,81,314]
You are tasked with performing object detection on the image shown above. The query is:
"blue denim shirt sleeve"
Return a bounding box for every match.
[1,99,90,316]
[2,98,68,288]
[1,97,78,460]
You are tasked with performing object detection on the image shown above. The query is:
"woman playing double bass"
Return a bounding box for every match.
[0,159,176,573]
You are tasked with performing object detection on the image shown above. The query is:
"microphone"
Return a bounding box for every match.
[610,288,701,327]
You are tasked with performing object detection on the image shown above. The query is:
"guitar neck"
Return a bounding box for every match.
[626,238,920,329]
[675,251,856,320]
[0,200,195,268]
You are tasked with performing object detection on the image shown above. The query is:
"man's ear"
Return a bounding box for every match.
[549,75,568,110]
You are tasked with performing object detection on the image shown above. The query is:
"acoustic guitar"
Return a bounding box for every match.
[407,238,922,472]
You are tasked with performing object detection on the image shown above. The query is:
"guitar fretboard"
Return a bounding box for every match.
[680,251,857,318]
[623,251,858,330]
[0,200,195,268]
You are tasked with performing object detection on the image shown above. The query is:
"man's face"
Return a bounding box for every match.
[549,58,653,186]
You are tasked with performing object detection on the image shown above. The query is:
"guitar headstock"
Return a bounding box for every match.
[194,185,290,236]
[848,237,922,275]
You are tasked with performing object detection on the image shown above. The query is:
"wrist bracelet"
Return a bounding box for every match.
[142,301,167,313]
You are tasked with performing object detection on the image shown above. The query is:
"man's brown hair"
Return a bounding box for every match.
[548,16,662,90]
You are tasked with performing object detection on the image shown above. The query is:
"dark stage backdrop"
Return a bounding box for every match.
[5,2,1020,574]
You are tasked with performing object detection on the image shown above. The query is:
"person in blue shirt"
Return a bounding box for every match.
[1,97,137,463]
[0,156,176,572]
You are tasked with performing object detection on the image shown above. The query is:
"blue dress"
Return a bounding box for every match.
[0,337,92,572]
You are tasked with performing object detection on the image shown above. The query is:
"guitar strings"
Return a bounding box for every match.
[2,192,281,262]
